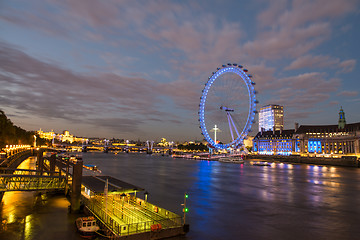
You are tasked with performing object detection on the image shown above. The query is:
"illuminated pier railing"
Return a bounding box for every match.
[0,149,33,168]
[83,193,182,237]
[0,174,66,192]
[0,168,60,176]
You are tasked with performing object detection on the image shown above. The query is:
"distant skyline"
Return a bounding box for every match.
[1,0,359,141]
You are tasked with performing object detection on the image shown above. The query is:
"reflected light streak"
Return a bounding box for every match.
[25,214,32,240]
[307,179,340,187]
[311,195,322,204]
[260,189,275,201]
[7,212,15,224]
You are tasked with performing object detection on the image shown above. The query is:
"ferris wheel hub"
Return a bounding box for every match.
[220,106,234,112]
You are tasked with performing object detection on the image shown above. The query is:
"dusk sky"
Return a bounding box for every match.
[1,0,359,142]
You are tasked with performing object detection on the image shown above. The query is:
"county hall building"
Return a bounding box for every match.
[253,107,360,156]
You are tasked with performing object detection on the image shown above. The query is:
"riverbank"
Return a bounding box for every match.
[246,154,360,167]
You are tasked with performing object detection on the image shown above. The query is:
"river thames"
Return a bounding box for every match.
[1,152,360,240]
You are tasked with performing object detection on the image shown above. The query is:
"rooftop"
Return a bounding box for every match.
[82,175,144,194]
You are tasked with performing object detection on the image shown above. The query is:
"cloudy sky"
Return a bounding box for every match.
[1,0,359,142]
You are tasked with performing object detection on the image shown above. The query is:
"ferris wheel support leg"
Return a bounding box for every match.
[229,113,240,139]
[226,113,235,141]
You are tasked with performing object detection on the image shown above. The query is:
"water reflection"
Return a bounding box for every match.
[0,157,82,240]
[1,153,360,240]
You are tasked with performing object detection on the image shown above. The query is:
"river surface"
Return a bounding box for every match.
[1,152,360,240]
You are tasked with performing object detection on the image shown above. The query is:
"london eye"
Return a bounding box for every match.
[199,63,258,150]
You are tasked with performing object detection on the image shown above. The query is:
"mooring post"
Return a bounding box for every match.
[36,149,44,175]
[65,157,70,195]
[49,154,56,176]
[70,160,83,213]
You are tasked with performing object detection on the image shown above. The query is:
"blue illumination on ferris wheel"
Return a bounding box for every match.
[199,64,258,150]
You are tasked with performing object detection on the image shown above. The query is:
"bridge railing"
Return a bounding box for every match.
[0,174,66,192]
[0,149,32,168]
[0,168,60,176]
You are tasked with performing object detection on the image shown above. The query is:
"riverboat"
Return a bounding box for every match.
[252,162,271,166]
[219,157,244,164]
[84,164,101,172]
[75,216,100,237]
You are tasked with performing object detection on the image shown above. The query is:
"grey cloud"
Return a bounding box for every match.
[338,60,356,73]
[285,55,356,72]
[264,72,341,113]
[86,117,143,134]
[0,41,190,135]
[337,91,358,97]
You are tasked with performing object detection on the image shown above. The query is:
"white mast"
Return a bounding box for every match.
[211,125,221,143]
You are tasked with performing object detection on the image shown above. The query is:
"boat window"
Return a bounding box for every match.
[83,223,86,227]
[87,222,91,227]
[93,222,96,226]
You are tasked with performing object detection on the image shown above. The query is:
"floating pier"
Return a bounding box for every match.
[81,175,188,239]
[38,150,188,239]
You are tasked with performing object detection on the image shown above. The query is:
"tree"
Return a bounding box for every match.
[0,110,34,148]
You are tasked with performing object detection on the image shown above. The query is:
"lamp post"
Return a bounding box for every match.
[120,193,126,219]
[33,135,37,148]
[144,191,149,202]
[144,191,149,210]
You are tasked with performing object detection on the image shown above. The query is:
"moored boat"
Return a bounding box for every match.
[219,157,244,164]
[75,216,100,238]
[252,162,271,166]
[83,164,101,173]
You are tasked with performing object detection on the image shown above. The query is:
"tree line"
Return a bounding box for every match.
[177,143,208,151]
[0,110,35,148]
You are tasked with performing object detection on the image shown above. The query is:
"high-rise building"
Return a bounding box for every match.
[258,104,284,132]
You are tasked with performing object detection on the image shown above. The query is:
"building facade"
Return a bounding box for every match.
[253,129,295,155]
[258,105,284,132]
[294,123,360,155]
[253,108,360,156]
[37,129,85,143]
[37,129,55,140]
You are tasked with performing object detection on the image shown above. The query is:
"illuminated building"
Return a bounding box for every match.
[253,129,295,156]
[58,130,84,143]
[253,107,360,156]
[258,105,284,132]
[294,122,360,155]
[37,129,55,140]
[60,130,74,143]
[243,136,254,149]
[37,129,85,143]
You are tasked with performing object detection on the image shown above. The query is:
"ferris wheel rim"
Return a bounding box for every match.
[199,64,257,150]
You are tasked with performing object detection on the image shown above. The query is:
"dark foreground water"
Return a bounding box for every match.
[1,152,360,240]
